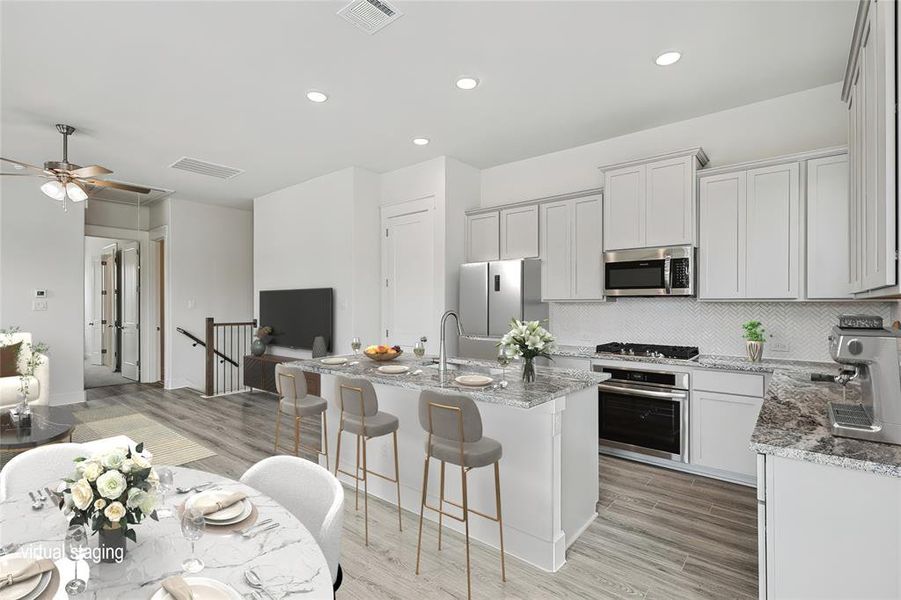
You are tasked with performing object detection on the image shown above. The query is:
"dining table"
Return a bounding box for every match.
[0,466,333,599]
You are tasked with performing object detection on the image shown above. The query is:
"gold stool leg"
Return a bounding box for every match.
[354,434,361,511]
[362,436,369,547]
[274,403,282,453]
[321,410,329,472]
[415,454,430,575]
[393,430,403,532]
[495,461,506,582]
[437,460,446,550]
[334,424,343,478]
[294,415,301,457]
[461,465,472,600]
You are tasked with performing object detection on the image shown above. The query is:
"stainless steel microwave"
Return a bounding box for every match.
[603,245,695,297]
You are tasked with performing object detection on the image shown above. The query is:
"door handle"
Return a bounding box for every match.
[664,255,672,295]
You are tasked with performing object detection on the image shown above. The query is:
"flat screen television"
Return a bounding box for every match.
[259,288,333,351]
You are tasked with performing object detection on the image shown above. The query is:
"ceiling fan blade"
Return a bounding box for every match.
[0,157,50,174]
[69,165,112,178]
[0,172,50,177]
[82,178,152,194]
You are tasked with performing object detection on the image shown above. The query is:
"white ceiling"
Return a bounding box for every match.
[1,1,856,209]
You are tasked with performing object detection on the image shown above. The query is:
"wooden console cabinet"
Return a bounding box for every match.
[243,354,321,396]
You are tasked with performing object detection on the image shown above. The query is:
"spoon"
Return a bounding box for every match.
[36,488,48,503]
[237,518,272,536]
[27,491,42,510]
[244,569,275,599]
[243,523,279,539]
[176,482,213,494]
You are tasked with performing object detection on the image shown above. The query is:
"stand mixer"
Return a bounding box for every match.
[825,324,901,445]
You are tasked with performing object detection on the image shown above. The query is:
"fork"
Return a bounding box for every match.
[243,523,279,538]
[237,519,272,536]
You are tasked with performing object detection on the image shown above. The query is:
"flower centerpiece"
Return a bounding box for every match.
[742,320,766,363]
[498,319,556,383]
[58,443,158,562]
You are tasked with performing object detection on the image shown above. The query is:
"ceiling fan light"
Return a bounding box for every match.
[66,181,88,202]
[40,180,66,201]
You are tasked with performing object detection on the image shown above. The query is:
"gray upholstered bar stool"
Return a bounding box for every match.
[274,363,329,471]
[334,375,403,546]
[415,390,506,600]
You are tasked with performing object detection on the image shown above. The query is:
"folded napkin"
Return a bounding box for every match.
[0,558,55,589]
[192,490,247,516]
[161,575,194,600]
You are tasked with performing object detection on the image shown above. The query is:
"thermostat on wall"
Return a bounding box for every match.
[34,289,47,298]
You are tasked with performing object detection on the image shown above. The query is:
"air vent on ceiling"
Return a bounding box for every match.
[169,157,244,179]
[338,0,402,34]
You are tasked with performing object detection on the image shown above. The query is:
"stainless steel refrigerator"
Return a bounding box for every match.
[457,259,548,359]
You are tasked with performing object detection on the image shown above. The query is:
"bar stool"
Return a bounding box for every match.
[334,376,403,546]
[414,390,506,600]
[274,364,329,471]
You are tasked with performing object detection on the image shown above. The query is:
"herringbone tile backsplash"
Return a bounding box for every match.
[550,300,899,362]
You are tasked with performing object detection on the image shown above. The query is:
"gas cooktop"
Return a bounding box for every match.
[595,342,700,361]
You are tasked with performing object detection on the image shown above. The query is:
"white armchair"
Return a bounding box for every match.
[0,332,49,410]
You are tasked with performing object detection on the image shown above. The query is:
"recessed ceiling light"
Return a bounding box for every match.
[455,77,479,90]
[655,51,681,66]
[412,137,430,146]
[306,90,328,103]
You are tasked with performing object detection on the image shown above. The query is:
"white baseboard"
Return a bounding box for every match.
[164,378,193,391]
[52,391,86,406]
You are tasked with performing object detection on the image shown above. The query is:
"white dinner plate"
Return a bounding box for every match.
[320,357,348,365]
[455,375,493,387]
[150,577,243,600]
[0,555,52,600]
[377,365,409,375]
[186,493,251,523]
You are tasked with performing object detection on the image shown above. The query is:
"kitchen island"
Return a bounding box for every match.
[288,355,608,572]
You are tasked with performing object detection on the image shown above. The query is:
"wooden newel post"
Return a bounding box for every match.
[205,317,215,396]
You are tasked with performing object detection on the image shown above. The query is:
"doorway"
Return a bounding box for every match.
[84,236,140,388]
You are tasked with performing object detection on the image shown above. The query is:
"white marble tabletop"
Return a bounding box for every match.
[0,466,332,599]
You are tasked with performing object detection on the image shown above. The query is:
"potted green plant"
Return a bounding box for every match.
[0,326,48,405]
[742,320,766,362]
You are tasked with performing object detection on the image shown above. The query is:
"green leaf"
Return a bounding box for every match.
[73,456,87,462]
[124,528,137,543]
[150,510,159,522]
[134,442,144,454]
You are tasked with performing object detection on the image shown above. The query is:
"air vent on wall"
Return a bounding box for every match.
[338,0,402,34]
[169,157,244,179]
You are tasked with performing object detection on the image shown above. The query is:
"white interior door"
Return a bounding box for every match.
[382,205,434,349]
[89,256,103,365]
[120,241,140,381]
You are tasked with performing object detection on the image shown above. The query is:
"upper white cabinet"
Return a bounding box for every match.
[843,0,897,295]
[465,211,500,262]
[601,149,707,250]
[499,205,539,259]
[540,193,603,301]
[699,160,801,300]
[807,154,853,299]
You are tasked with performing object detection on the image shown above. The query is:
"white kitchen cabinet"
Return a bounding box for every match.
[699,160,801,300]
[746,162,800,299]
[465,211,500,262]
[690,390,763,478]
[807,154,853,298]
[601,149,706,251]
[540,194,603,301]
[499,204,539,259]
[843,0,897,295]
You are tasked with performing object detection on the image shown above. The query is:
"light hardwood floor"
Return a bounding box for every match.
[83,384,758,599]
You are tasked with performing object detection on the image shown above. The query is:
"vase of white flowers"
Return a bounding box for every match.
[498,319,556,383]
[58,442,159,563]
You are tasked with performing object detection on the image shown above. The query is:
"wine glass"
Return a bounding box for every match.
[496,349,510,386]
[181,506,206,573]
[351,337,362,356]
[64,524,88,595]
[156,467,174,517]
[413,337,426,359]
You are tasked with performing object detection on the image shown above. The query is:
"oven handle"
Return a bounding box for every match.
[598,383,687,400]
[664,254,672,295]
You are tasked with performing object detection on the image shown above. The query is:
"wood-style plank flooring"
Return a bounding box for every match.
[83,384,758,599]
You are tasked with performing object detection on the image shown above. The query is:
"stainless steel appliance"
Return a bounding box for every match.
[458,258,546,339]
[594,364,690,462]
[825,324,901,445]
[603,245,695,297]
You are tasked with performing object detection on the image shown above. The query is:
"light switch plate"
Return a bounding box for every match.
[32,299,48,311]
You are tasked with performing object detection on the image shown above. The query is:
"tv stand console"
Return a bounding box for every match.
[243,354,321,396]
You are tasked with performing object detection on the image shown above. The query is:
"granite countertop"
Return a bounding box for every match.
[751,370,901,478]
[288,354,609,409]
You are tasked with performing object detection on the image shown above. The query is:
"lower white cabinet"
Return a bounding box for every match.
[539,194,603,301]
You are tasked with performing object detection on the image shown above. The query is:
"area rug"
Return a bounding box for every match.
[71,413,216,466]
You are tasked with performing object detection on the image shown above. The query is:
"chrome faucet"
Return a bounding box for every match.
[438,310,464,376]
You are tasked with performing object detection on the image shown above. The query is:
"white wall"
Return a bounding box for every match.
[0,177,86,404]
[254,167,379,359]
[168,197,253,390]
[85,199,149,230]
[481,83,847,206]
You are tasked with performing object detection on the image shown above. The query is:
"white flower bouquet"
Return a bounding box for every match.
[59,442,159,543]
[497,319,556,382]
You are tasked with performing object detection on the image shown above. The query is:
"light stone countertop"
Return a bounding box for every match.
[288,354,609,409]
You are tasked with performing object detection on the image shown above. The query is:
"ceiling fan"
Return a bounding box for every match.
[0,124,153,210]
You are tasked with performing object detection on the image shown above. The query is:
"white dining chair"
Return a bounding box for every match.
[0,443,85,501]
[240,455,345,590]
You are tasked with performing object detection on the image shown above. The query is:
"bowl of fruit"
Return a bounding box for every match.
[363,344,403,361]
